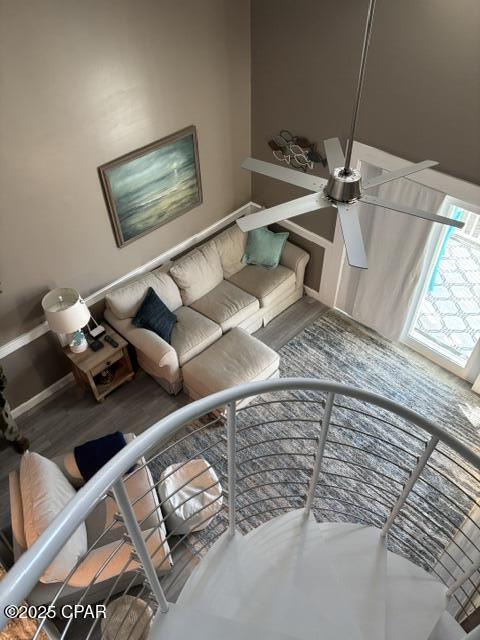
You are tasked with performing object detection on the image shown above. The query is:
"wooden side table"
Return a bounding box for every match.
[64,326,134,402]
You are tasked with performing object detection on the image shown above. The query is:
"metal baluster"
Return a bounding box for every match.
[227,400,237,536]
[447,555,480,598]
[381,435,439,537]
[305,392,335,516]
[112,480,169,614]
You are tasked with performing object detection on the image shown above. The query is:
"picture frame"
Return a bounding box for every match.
[98,125,202,248]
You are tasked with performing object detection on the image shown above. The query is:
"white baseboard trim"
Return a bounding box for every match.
[0,201,261,360]
[304,286,324,303]
[11,373,74,419]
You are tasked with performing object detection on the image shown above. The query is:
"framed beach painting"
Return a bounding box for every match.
[98,125,202,247]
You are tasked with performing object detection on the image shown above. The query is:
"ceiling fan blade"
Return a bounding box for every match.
[336,203,368,269]
[241,157,326,192]
[363,160,439,190]
[237,192,331,232]
[323,137,345,174]
[360,194,464,229]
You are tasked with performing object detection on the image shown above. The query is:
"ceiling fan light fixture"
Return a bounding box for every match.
[325,168,362,204]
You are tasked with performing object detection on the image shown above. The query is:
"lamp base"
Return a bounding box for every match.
[69,329,88,353]
[70,342,88,354]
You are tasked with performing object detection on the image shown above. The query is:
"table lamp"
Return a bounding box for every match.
[42,288,91,353]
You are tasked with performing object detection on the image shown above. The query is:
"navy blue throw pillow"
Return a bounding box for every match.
[132,287,177,343]
[74,431,133,482]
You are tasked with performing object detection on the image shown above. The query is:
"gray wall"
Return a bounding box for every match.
[271,225,324,291]
[0,0,251,408]
[0,0,251,344]
[252,0,480,244]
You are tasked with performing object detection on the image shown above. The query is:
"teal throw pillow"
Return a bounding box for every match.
[242,227,289,269]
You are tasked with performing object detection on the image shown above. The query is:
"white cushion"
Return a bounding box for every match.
[9,471,27,555]
[171,306,222,366]
[68,527,168,587]
[169,242,223,306]
[228,264,296,308]
[182,327,280,399]
[20,452,87,584]
[190,280,260,332]
[106,272,182,320]
[159,459,223,534]
[214,225,247,278]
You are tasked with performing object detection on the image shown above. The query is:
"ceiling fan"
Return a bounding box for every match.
[237,0,464,269]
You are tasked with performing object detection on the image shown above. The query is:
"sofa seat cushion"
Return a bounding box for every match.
[182,328,280,400]
[170,306,222,366]
[190,280,260,332]
[228,264,296,308]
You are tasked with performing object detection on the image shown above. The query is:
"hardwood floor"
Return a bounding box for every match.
[0,297,327,532]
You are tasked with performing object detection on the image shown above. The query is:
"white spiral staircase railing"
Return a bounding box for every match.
[1,377,480,639]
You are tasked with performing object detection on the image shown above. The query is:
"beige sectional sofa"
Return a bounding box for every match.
[104,224,309,394]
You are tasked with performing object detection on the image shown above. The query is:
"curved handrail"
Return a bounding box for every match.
[1,376,480,626]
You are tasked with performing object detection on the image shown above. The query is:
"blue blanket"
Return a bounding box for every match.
[74,431,129,482]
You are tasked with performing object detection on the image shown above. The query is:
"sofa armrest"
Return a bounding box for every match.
[280,241,310,287]
[128,327,177,367]
[104,309,178,369]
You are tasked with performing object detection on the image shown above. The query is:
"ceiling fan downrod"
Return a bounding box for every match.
[324,0,377,204]
[343,0,377,175]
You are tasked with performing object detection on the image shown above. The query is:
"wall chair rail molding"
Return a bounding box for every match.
[0,202,260,362]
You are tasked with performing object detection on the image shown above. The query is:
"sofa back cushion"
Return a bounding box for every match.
[20,452,88,583]
[106,272,182,320]
[170,242,223,305]
[214,225,247,278]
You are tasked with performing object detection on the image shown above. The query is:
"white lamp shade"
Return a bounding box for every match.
[42,288,91,334]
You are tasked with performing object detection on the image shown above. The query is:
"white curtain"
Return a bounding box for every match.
[337,162,446,342]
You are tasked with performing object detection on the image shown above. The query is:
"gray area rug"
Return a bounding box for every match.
[150,311,480,586]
